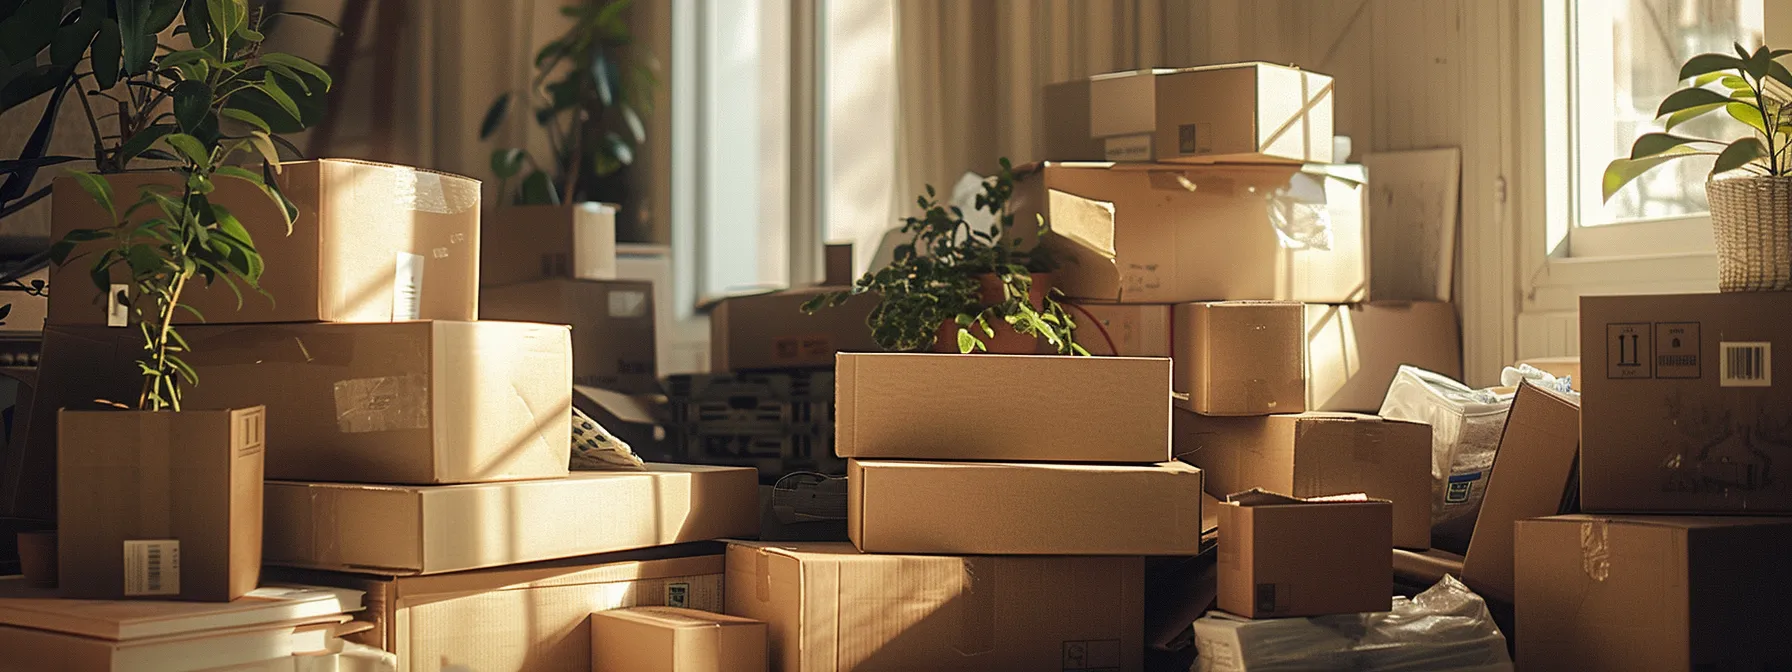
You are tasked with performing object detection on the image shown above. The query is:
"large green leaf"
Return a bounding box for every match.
[92,18,120,88]
[255,74,301,120]
[480,94,510,139]
[1745,44,1772,80]
[66,171,116,219]
[1656,87,1730,117]
[49,7,100,67]
[519,170,560,205]
[164,133,212,168]
[1663,102,1727,131]
[118,0,157,75]
[206,0,247,44]
[489,148,526,179]
[1712,137,1767,176]
[592,51,615,106]
[0,0,63,67]
[260,53,332,92]
[117,123,176,164]
[184,0,212,47]
[1629,132,1718,160]
[1602,147,1713,201]
[219,107,270,133]
[172,80,212,133]
[1726,101,1768,134]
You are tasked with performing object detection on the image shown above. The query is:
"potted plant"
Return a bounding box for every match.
[1603,43,1792,291]
[804,159,1087,355]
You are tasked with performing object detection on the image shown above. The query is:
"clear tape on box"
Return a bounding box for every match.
[1378,366,1512,552]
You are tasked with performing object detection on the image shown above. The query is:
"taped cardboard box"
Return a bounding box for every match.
[1460,382,1580,604]
[836,352,1171,463]
[263,464,757,574]
[1174,410,1432,549]
[592,607,767,672]
[479,279,658,394]
[1580,292,1792,513]
[481,203,617,287]
[725,541,1144,672]
[1088,63,1333,164]
[1172,301,1305,415]
[710,287,879,372]
[1068,302,1173,357]
[1217,490,1392,618]
[847,459,1203,555]
[1515,515,1792,671]
[1305,301,1461,412]
[48,159,479,326]
[1009,162,1367,304]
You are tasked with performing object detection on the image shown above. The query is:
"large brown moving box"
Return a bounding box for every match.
[1305,301,1461,412]
[836,352,1171,463]
[48,159,480,326]
[847,459,1203,555]
[1515,515,1792,671]
[1459,382,1579,604]
[1216,491,1393,618]
[710,288,879,372]
[725,541,1144,672]
[263,465,758,574]
[1579,292,1792,513]
[32,321,571,485]
[481,203,617,287]
[591,607,767,672]
[1087,63,1334,164]
[1172,301,1305,415]
[480,278,658,394]
[1174,410,1432,549]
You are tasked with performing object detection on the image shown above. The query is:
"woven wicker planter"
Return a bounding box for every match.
[1706,176,1792,291]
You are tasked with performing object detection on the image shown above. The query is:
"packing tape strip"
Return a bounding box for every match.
[956,557,997,656]
[754,549,771,603]
[333,374,431,434]
[333,159,480,215]
[1579,520,1610,582]
[311,489,340,566]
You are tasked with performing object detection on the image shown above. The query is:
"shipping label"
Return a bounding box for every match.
[123,539,180,596]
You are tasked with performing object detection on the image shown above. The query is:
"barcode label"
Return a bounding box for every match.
[393,252,424,320]
[1720,342,1771,387]
[123,539,180,596]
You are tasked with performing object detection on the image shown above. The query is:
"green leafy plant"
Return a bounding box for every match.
[40,0,332,412]
[478,0,654,206]
[1604,43,1792,201]
[803,158,1087,355]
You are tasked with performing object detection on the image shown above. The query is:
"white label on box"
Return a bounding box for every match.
[106,283,130,327]
[607,288,648,318]
[1720,341,1771,387]
[393,252,424,320]
[123,539,180,596]
[1104,134,1154,162]
[665,582,690,607]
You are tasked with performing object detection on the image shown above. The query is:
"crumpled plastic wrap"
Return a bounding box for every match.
[1379,366,1515,552]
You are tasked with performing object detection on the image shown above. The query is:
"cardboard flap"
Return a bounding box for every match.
[1225,488,1374,506]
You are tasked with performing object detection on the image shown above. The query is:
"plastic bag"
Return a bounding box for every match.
[1192,575,1514,672]
[1378,366,1514,552]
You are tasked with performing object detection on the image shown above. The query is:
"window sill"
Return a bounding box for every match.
[1525,251,1718,313]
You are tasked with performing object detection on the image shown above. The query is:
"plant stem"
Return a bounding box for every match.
[72,79,109,171]
[1751,72,1779,174]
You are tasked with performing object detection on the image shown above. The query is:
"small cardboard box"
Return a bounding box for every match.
[1174,410,1432,549]
[57,406,265,602]
[1515,515,1792,671]
[1173,301,1305,415]
[710,287,879,372]
[1088,63,1333,164]
[592,607,767,672]
[1305,301,1461,412]
[1009,162,1367,304]
[32,321,571,485]
[725,541,1144,672]
[1068,302,1173,357]
[1216,490,1392,619]
[481,203,618,287]
[1041,78,1106,161]
[836,352,1171,463]
[1460,382,1580,604]
[262,464,757,575]
[1579,292,1792,513]
[479,278,658,394]
[48,159,480,326]
[847,459,1203,555]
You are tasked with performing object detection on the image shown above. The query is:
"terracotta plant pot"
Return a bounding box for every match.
[16,530,56,588]
[934,273,1053,355]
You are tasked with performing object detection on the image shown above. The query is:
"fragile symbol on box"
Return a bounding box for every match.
[1606,323,1652,379]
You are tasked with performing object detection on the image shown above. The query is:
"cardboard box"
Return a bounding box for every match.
[1173,302,1305,415]
[49,159,480,326]
[479,279,658,394]
[1009,162,1367,304]
[1306,301,1461,412]
[1216,490,1392,618]
[1068,302,1172,357]
[263,464,757,574]
[591,607,767,672]
[1460,382,1580,604]
[1088,63,1333,164]
[1174,411,1432,549]
[1515,515,1792,671]
[823,243,854,286]
[481,203,617,287]
[57,406,264,602]
[725,541,1144,672]
[710,287,879,372]
[1041,78,1107,161]
[0,268,46,333]
[269,547,725,672]
[836,352,1171,463]
[32,321,571,485]
[847,459,1203,555]
[1580,292,1792,513]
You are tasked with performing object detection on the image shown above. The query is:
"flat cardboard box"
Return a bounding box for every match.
[1068,302,1173,357]
[1515,515,1792,671]
[1009,162,1367,304]
[31,321,571,485]
[1306,301,1462,412]
[835,352,1171,463]
[481,203,618,287]
[479,279,658,394]
[263,464,757,574]
[48,159,480,326]
[1579,293,1792,513]
[1088,63,1333,164]
[1041,78,1107,161]
[847,459,1203,555]
[58,407,264,602]
[1172,302,1305,415]
[591,607,767,672]
[0,267,46,333]
[725,541,1144,672]
[1216,490,1392,618]
[1460,382,1580,604]
[1174,410,1432,549]
[270,547,725,672]
[709,287,879,372]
